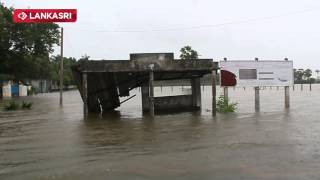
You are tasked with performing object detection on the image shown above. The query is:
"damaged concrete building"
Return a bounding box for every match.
[71,53,218,116]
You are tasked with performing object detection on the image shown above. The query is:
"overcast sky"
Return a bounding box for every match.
[4,0,320,70]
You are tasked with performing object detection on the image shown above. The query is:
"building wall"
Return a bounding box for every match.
[154,95,194,111]
[29,80,50,93]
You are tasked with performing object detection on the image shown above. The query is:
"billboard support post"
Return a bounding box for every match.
[284,58,290,108]
[254,58,260,111]
[223,58,229,102]
[309,83,312,91]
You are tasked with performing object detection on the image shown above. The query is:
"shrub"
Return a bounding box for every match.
[4,101,20,111]
[21,101,33,109]
[216,95,237,113]
[27,88,33,95]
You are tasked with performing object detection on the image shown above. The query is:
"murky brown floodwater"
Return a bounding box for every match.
[1,85,320,180]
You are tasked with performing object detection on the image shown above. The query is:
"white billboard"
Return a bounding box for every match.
[220,61,293,87]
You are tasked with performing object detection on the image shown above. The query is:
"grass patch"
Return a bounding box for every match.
[21,101,33,110]
[217,95,237,113]
[3,101,33,111]
[4,101,20,111]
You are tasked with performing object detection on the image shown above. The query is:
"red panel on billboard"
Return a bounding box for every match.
[221,70,237,87]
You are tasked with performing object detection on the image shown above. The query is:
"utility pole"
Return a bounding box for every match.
[59,27,64,106]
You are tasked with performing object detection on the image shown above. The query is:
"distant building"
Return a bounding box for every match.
[27,79,51,93]
[0,80,28,98]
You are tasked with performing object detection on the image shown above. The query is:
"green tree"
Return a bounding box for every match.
[0,4,60,80]
[294,69,304,82]
[303,69,312,80]
[50,56,77,87]
[179,45,199,59]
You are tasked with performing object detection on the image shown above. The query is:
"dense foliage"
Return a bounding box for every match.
[4,101,19,111]
[0,4,60,80]
[294,69,317,84]
[0,4,81,87]
[50,56,77,87]
[180,46,199,59]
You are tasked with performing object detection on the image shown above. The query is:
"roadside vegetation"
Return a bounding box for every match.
[4,101,33,111]
[0,4,90,87]
[4,101,20,111]
[21,101,33,110]
[216,96,237,113]
[294,69,319,84]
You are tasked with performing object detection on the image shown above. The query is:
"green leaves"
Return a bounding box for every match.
[4,101,20,111]
[4,101,33,111]
[0,4,60,80]
[216,95,237,113]
[294,68,315,84]
[50,55,77,86]
[179,45,199,60]
[22,101,33,109]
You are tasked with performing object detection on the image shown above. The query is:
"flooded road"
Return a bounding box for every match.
[1,85,320,180]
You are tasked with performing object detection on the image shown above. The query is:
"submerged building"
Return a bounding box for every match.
[71,53,218,115]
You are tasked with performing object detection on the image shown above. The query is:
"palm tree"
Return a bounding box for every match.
[303,69,312,80]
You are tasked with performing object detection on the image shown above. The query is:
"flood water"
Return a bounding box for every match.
[1,85,320,180]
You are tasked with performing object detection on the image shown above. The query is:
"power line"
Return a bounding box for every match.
[69,8,319,33]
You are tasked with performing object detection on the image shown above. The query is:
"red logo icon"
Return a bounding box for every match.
[13,9,77,23]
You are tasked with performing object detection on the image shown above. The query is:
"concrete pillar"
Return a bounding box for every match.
[285,86,290,108]
[223,87,228,101]
[191,78,201,109]
[255,87,260,111]
[284,58,290,108]
[212,70,217,116]
[223,57,228,102]
[82,72,88,115]
[149,70,155,116]
[141,84,149,111]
